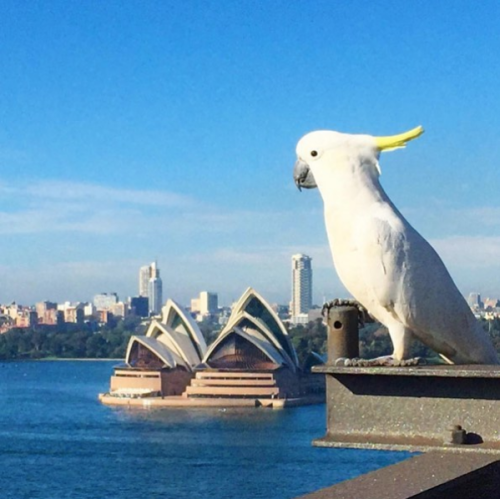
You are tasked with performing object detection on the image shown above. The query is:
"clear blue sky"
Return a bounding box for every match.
[1,0,500,306]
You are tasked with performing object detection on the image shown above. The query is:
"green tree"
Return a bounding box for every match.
[288,319,327,365]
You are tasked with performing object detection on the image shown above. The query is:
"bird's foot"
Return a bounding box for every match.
[321,298,374,326]
[334,356,423,367]
[322,298,364,315]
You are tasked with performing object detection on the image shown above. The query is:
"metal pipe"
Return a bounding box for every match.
[326,306,359,362]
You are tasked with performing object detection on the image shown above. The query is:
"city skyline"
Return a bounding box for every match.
[5,262,499,313]
[2,2,500,305]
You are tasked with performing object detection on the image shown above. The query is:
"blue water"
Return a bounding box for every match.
[0,361,411,498]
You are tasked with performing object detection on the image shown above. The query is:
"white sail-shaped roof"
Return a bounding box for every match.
[221,310,297,371]
[161,299,207,360]
[230,287,299,367]
[204,326,286,368]
[145,320,201,368]
[204,288,299,371]
[125,335,181,369]
[124,298,207,371]
[232,326,286,365]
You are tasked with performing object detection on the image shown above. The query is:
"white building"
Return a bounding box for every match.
[94,293,119,311]
[291,253,313,322]
[57,301,72,312]
[199,291,218,316]
[84,302,96,317]
[148,262,163,315]
[190,298,200,314]
[190,291,218,320]
[111,301,129,318]
[139,265,151,297]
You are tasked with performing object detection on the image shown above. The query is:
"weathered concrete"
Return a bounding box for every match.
[297,452,500,499]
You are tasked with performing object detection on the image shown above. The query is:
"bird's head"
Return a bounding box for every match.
[293,126,424,191]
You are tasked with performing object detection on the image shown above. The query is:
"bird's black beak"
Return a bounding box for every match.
[293,159,317,191]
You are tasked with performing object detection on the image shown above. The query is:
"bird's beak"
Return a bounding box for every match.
[375,126,424,152]
[293,159,317,191]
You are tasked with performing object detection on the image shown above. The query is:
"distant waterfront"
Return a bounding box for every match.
[0,361,411,499]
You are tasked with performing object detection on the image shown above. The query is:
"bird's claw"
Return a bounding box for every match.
[321,298,374,327]
[334,356,423,367]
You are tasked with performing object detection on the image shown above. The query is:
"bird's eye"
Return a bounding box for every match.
[311,151,318,157]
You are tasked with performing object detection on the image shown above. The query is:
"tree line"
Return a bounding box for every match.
[2,315,500,362]
[288,317,500,363]
[0,317,143,360]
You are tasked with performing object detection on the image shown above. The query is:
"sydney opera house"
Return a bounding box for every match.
[99,288,324,408]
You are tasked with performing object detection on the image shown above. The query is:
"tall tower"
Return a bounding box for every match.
[291,254,312,320]
[139,265,151,297]
[148,261,163,315]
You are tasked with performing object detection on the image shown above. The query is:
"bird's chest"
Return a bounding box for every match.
[324,211,368,293]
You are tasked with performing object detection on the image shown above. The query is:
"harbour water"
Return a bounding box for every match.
[0,361,411,498]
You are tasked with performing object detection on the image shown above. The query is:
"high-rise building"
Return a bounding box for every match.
[291,253,313,322]
[199,291,218,316]
[148,261,163,315]
[139,265,151,297]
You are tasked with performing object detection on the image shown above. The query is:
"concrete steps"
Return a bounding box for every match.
[191,378,276,387]
[185,371,280,399]
[185,385,280,397]
[195,372,274,379]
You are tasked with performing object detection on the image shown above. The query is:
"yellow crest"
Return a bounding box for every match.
[375,126,424,152]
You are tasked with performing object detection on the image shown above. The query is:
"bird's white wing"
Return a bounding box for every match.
[354,213,497,363]
[351,213,411,322]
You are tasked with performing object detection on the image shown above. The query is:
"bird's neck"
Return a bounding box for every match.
[315,164,390,214]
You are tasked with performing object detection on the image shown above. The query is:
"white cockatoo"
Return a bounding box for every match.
[293,126,498,365]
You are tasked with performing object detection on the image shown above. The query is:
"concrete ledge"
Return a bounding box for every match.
[297,452,500,499]
[313,365,500,378]
[313,434,500,455]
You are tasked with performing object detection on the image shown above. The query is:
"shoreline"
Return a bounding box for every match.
[39,358,123,361]
[0,358,122,362]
